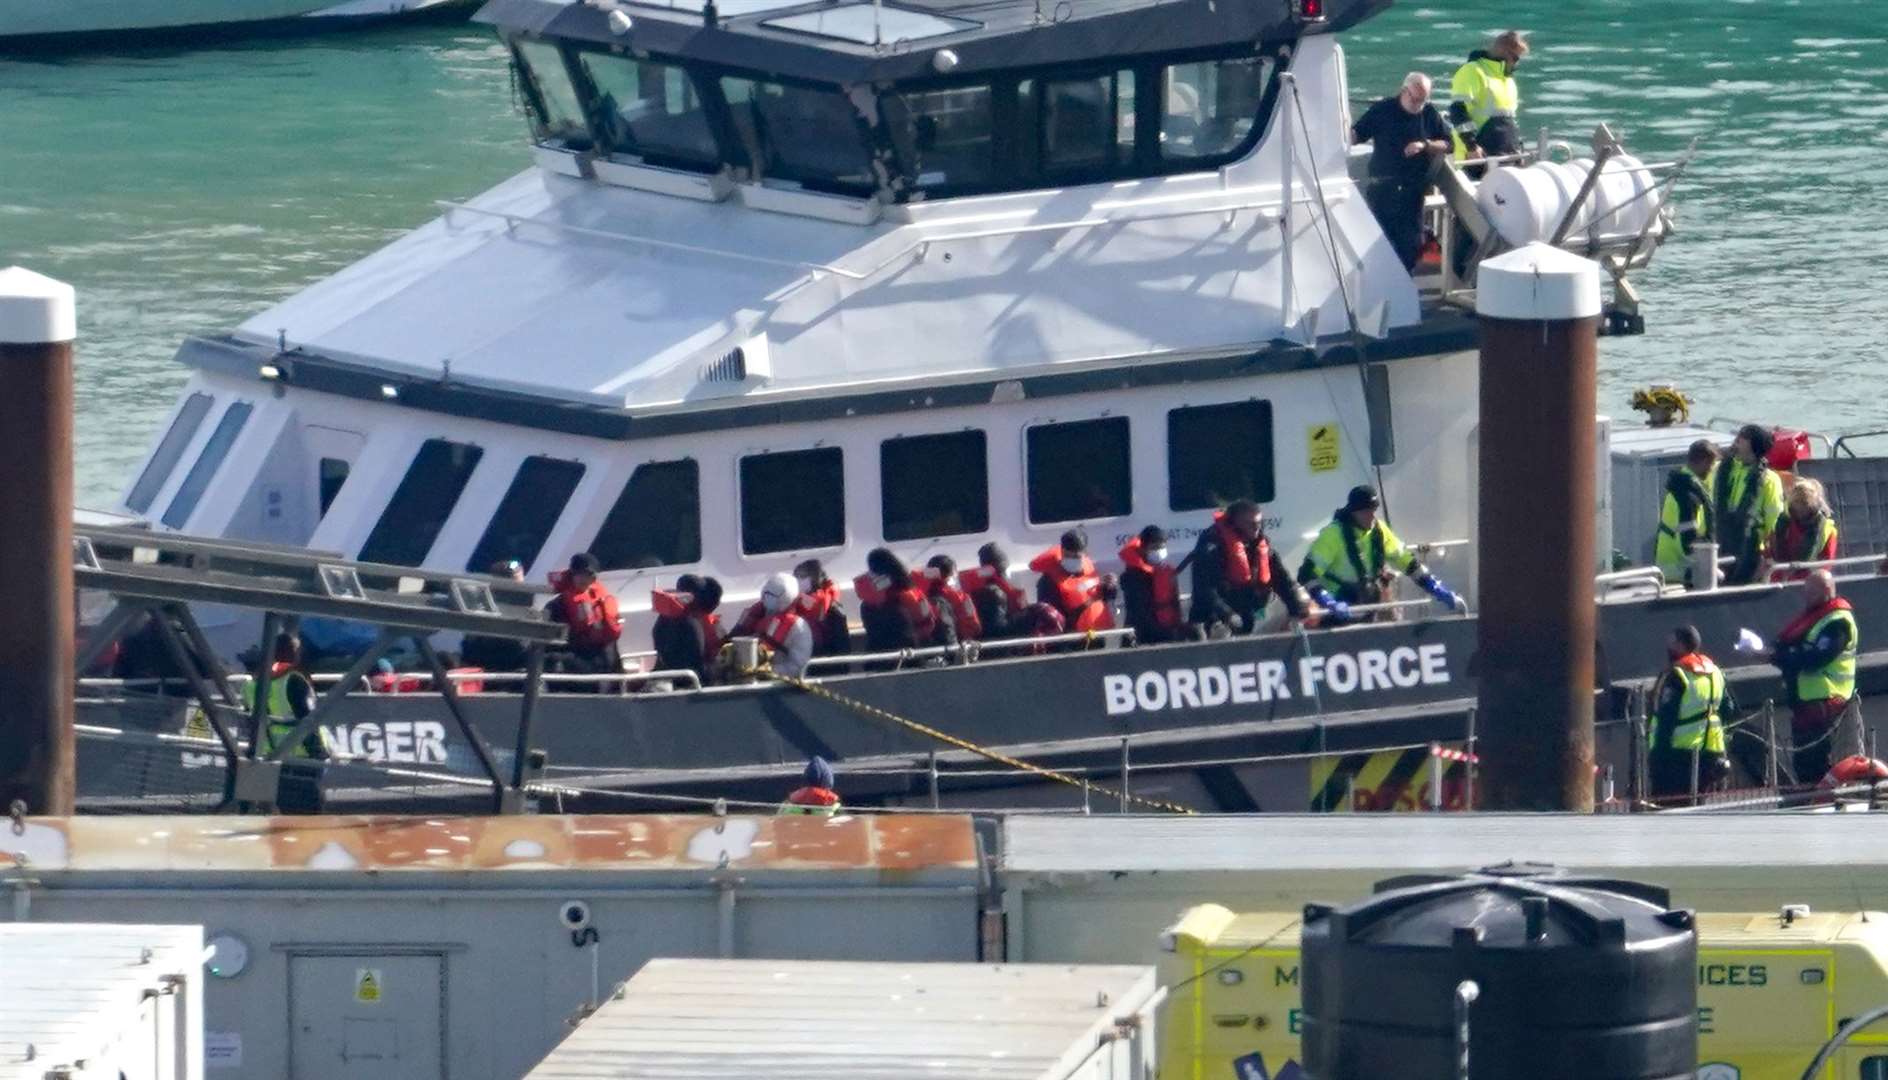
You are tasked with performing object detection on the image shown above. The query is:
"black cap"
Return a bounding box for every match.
[1345,485,1381,512]
[1138,525,1167,546]
[1059,529,1087,554]
[569,552,601,575]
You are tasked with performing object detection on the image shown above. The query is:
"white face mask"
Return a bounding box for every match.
[796,576,815,594]
[1062,556,1085,574]
[1147,546,1169,566]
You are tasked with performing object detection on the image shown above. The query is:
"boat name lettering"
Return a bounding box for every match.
[1101,643,1449,715]
[327,721,450,764]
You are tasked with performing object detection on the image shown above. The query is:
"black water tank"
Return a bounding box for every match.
[1300,863,1697,1080]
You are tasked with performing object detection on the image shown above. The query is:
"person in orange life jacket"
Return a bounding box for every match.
[1120,526,1190,644]
[924,555,983,644]
[961,542,1029,640]
[734,572,813,677]
[1763,570,1859,785]
[1769,478,1838,583]
[1075,574,1120,636]
[1028,530,1101,624]
[1188,500,1309,637]
[250,632,324,758]
[855,548,944,651]
[544,552,624,676]
[651,574,724,681]
[793,559,851,656]
[780,755,842,816]
[1646,624,1732,799]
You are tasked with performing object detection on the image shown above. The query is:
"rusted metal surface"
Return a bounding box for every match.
[0,337,75,816]
[1477,313,1601,811]
[0,814,979,873]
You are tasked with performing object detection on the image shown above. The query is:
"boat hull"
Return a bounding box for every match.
[76,575,1888,813]
[0,0,474,45]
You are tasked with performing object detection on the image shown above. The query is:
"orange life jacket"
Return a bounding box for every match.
[1072,599,1114,633]
[930,581,982,641]
[755,609,804,652]
[959,566,1027,616]
[548,570,623,649]
[651,589,720,658]
[1213,511,1272,589]
[855,573,936,641]
[1779,596,1854,647]
[1028,547,1099,618]
[1118,538,1182,630]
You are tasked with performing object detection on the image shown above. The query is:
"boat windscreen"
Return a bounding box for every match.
[574,51,719,168]
[721,77,879,194]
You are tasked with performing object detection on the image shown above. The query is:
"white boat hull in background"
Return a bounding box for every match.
[0,0,471,40]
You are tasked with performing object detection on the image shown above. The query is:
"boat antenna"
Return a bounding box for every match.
[702,0,718,27]
[872,0,882,47]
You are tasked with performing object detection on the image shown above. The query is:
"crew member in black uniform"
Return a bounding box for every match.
[1351,72,1451,270]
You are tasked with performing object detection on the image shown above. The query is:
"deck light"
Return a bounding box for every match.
[380,383,399,400]
[1294,0,1326,21]
[608,9,633,33]
[258,363,281,381]
[932,48,959,73]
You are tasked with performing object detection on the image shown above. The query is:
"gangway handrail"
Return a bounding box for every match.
[800,627,1136,675]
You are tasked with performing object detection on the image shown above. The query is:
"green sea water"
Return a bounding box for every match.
[0,3,1884,505]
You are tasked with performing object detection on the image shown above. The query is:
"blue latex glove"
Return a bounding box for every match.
[1326,600,1354,625]
[1422,577,1468,614]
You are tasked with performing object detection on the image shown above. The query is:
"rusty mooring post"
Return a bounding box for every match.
[0,267,77,816]
[1475,243,1602,812]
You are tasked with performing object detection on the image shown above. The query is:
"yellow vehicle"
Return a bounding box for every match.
[1160,903,1888,1080]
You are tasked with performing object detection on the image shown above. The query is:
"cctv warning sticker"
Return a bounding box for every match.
[354,968,383,1004]
[1307,425,1340,473]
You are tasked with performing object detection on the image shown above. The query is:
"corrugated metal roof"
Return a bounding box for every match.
[1001,814,1888,874]
[525,959,1156,1079]
[0,814,977,874]
[0,923,200,1080]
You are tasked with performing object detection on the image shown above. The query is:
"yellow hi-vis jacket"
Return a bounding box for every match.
[1299,515,1418,594]
[240,667,325,759]
[1654,466,1714,584]
[1795,606,1858,704]
[1713,458,1785,575]
[1655,654,1726,755]
[1449,55,1520,160]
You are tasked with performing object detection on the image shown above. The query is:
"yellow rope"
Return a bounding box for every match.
[743,657,1197,815]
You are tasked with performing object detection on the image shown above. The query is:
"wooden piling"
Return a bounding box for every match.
[1474,243,1603,812]
[0,267,77,816]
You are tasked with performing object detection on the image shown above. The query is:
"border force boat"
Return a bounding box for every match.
[87,0,1820,815]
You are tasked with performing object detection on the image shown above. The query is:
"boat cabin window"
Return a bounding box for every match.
[513,40,592,149]
[358,438,484,566]
[573,51,719,169]
[881,431,989,541]
[720,78,878,194]
[318,458,350,519]
[161,401,252,529]
[1025,70,1136,177]
[1860,1057,1888,1080]
[590,459,702,570]
[126,392,213,514]
[882,86,996,192]
[1167,400,1275,510]
[1160,57,1270,162]
[1026,417,1131,524]
[740,447,845,554]
[467,456,587,574]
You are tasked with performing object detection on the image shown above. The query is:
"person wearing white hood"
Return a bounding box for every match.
[751,571,815,678]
